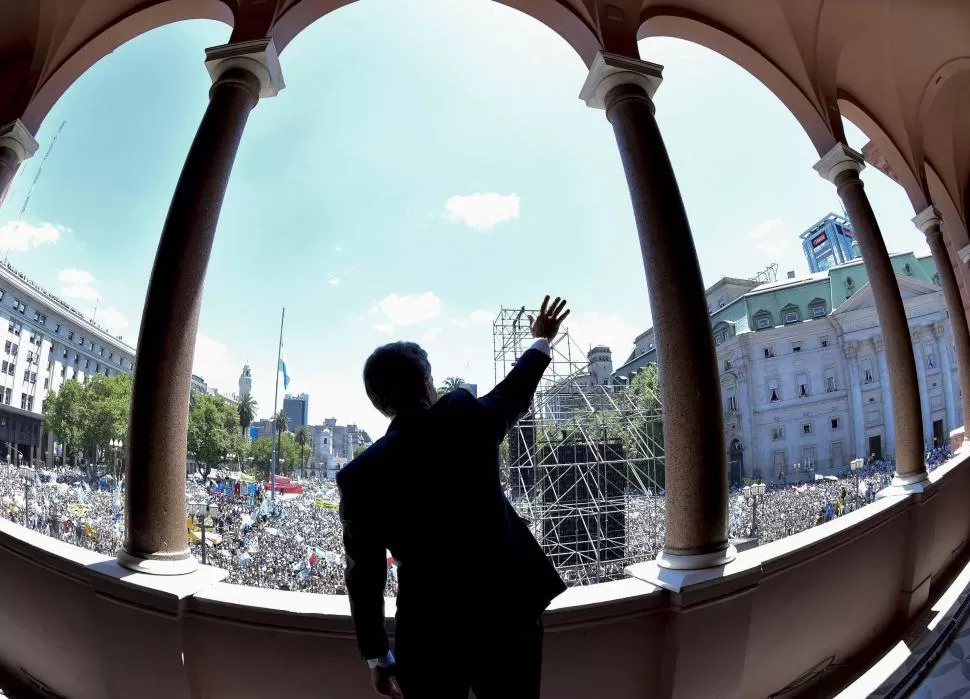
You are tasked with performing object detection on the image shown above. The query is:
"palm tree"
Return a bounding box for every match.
[294,426,312,475]
[437,376,466,397]
[237,394,258,438]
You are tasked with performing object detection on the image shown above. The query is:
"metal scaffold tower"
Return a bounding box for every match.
[493,307,666,586]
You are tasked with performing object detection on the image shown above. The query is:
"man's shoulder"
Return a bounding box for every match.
[336,439,386,489]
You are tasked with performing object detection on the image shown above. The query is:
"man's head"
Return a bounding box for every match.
[363,342,436,418]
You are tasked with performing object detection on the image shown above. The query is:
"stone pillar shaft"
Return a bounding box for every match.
[846,345,866,459]
[829,165,925,477]
[912,334,933,446]
[601,79,728,560]
[874,339,895,455]
[0,120,38,209]
[919,211,970,431]
[120,68,261,574]
[936,326,957,431]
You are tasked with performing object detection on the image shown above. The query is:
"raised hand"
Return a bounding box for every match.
[528,295,570,341]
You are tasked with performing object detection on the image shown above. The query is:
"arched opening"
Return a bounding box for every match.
[728,438,743,488]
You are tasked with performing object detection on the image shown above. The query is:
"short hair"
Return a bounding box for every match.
[363,342,431,417]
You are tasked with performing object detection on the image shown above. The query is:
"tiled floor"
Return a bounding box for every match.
[910,614,970,697]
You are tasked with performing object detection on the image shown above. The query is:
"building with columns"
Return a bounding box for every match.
[7,3,970,698]
[618,250,959,485]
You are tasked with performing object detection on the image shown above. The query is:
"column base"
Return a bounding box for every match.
[877,471,930,498]
[627,545,740,592]
[117,549,199,576]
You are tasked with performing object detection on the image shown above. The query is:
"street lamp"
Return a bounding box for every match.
[742,480,767,540]
[188,499,221,565]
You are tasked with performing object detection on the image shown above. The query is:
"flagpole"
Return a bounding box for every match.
[270,307,285,504]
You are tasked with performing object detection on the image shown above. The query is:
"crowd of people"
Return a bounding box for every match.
[0,445,954,593]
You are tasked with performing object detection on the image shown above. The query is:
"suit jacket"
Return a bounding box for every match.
[336,347,566,659]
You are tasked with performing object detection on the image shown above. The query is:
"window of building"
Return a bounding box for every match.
[792,343,801,353]
[933,273,941,286]
[927,352,937,370]
[7,321,20,336]
[717,294,726,309]
[845,276,855,289]
[903,263,913,276]
[95,363,100,373]
[5,342,16,356]
[61,348,67,359]
[724,360,732,371]
[74,353,79,364]
[88,341,94,351]
[12,299,25,315]
[825,374,837,392]
[67,331,73,341]
[783,309,799,324]
[23,369,29,382]
[864,368,874,384]
[772,427,784,441]
[768,379,780,402]
[60,367,65,377]
[798,373,810,397]
[809,298,827,318]
[820,336,830,348]
[27,395,34,411]
[33,311,46,324]
[77,335,84,346]
[831,417,840,429]
[4,388,11,405]
[47,360,52,372]
[727,395,737,412]
[802,423,813,435]
[108,352,114,361]
[764,346,775,358]
[754,310,773,329]
[84,359,89,370]
[43,378,48,389]
[20,393,27,410]
[98,346,104,356]
[28,372,35,384]
[811,305,825,318]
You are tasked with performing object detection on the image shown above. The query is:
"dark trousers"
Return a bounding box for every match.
[395,615,544,699]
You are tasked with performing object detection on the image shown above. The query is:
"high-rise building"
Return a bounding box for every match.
[800,213,858,272]
[283,393,309,430]
[238,362,252,399]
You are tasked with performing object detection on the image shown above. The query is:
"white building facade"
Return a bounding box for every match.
[0,262,135,466]
[616,252,959,485]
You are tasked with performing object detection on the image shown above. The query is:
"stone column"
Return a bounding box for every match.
[873,336,895,455]
[815,144,926,484]
[915,206,970,432]
[934,321,957,433]
[911,329,933,448]
[119,39,284,575]
[736,365,753,479]
[0,120,38,206]
[581,52,733,570]
[845,341,867,459]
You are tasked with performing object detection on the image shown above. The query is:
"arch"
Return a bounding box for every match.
[836,93,929,212]
[637,11,837,156]
[926,160,970,316]
[270,0,601,64]
[23,0,234,132]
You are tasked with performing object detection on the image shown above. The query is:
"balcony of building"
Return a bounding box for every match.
[3,1,970,697]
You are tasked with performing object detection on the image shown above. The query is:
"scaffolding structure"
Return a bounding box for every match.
[493,307,666,586]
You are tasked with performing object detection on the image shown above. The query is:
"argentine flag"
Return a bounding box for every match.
[278,348,291,389]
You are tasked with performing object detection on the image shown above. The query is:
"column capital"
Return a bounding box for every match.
[813,143,865,183]
[872,336,885,352]
[912,205,943,237]
[933,321,946,339]
[579,51,663,110]
[205,38,285,98]
[0,120,39,161]
[843,340,858,359]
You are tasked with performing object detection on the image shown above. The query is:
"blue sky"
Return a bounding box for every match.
[0,0,929,438]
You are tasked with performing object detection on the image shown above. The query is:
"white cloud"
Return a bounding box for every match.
[95,307,128,332]
[374,292,441,326]
[335,245,343,252]
[746,218,792,256]
[374,323,394,334]
[58,268,101,301]
[328,275,340,286]
[421,327,441,343]
[193,332,229,383]
[444,193,520,230]
[566,311,641,359]
[469,310,493,325]
[0,220,64,251]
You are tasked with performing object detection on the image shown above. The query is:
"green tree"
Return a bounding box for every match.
[83,373,132,482]
[249,437,274,480]
[237,394,258,438]
[437,376,466,397]
[43,379,87,469]
[272,408,289,480]
[294,425,312,473]
[187,394,241,480]
[277,432,300,476]
[353,442,367,458]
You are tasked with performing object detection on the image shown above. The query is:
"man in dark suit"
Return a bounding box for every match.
[337,296,570,698]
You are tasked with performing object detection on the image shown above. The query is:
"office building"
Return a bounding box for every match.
[282,392,309,431]
[800,213,859,272]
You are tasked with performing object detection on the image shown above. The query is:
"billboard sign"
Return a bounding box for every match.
[811,231,828,248]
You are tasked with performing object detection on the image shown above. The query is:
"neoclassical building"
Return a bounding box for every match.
[616,251,961,484]
[5,2,970,698]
